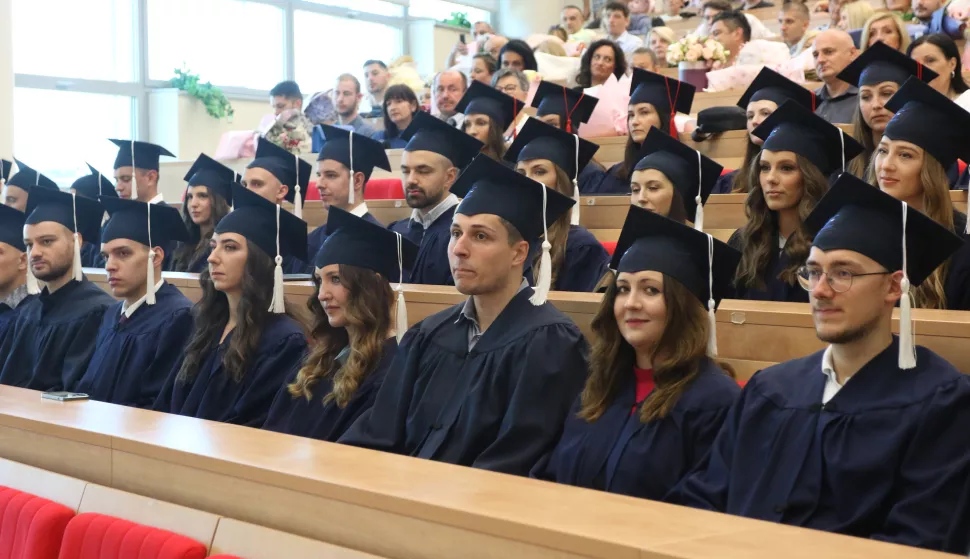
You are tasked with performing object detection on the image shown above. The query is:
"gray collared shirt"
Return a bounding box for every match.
[411,193,459,231]
[1,284,28,311]
[814,84,859,125]
[455,278,530,351]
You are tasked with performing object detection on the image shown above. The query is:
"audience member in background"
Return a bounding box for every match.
[601,70,695,195]
[884,0,914,16]
[670,173,970,554]
[660,0,687,22]
[111,140,174,203]
[577,39,629,89]
[710,11,751,68]
[266,81,314,154]
[730,101,863,303]
[549,26,570,43]
[389,112,483,285]
[433,70,468,128]
[0,205,31,335]
[716,68,819,194]
[631,46,659,70]
[533,206,741,500]
[912,0,963,37]
[860,11,910,51]
[908,34,969,99]
[0,188,114,392]
[0,159,10,208]
[307,125,390,260]
[696,0,777,40]
[506,118,611,292]
[340,155,589,477]
[332,74,376,137]
[483,34,510,60]
[457,81,525,163]
[499,39,539,72]
[362,60,391,118]
[372,84,419,149]
[740,0,774,10]
[872,77,970,310]
[812,29,859,124]
[77,199,192,409]
[604,2,645,59]
[492,68,531,102]
[563,4,599,45]
[838,1,875,31]
[536,39,569,57]
[647,27,676,67]
[838,42,937,180]
[471,53,498,85]
[628,0,657,34]
[154,184,309,427]
[263,209,417,442]
[70,165,117,268]
[778,2,816,56]
[172,155,234,273]
[3,160,56,213]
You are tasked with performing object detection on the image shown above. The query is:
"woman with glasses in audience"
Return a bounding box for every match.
[172,154,234,273]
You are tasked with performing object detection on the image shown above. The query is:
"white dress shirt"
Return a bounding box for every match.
[148,192,164,204]
[411,194,459,229]
[820,345,848,404]
[121,280,164,319]
[351,202,370,217]
[608,31,644,58]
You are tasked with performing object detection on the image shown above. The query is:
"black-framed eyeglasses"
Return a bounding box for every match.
[796,266,892,293]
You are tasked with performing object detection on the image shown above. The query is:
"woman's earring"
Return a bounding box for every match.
[952,71,957,78]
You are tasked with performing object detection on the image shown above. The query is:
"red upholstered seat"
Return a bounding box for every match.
[959,159,967,177]
[601,241,617,256]
[204,556,240,558]
[364,178,404,200]
[720,168,734,176]
[304,180,320,201]
[57,514,206,559]
[0,486,74,559]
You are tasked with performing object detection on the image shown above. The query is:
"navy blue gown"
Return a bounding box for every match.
[153,314,308,427]
[307,212,383,266]
[944,211,970,311]
[532,359,739,499]
[577,164,608,195]
[668,338,970,553]
[711,169,738,194]
[75,282,194,408]
[584,163,631,195]
[0,295,35,339]
[80,242,101,268]
[263,337,398,442]
[283,255,313,275]
[0,279,115,391]
[339,287,589,476]
[728,230,808,303]
[554,225,610,292]
[388,207,455,286]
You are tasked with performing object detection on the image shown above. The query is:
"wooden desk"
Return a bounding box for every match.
[0,386,955,559]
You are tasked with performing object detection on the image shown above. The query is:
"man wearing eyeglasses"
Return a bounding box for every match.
[669,174,970,553]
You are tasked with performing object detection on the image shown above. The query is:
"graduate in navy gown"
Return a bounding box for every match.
[0,188,115,391]
[0,205,36,336]
[387,111,484,285]
[454,80,524,163]
[306,125,391,261]
[75,198,193,408]
[533,207,741,498]
[171,154,234,273]
[340,156,589,476]
[153,183,309,427]
[729,100,863,303]
[264,207,418,441]
[504,117,609,292]
[3,158,58,213]
[599,70,696,196]
[669,174,970,553]
[242,137,314,275]
[70,163,117,268]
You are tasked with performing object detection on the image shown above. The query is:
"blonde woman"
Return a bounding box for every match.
[648,27,677,67]
[860,12,910,51]
[838,1,875,30]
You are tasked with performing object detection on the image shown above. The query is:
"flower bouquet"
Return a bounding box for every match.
[666,35,728,90]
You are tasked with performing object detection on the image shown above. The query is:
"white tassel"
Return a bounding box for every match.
[72,233,83,282]
[694,195,705,232]
[269,255,285,313]
[146,249,157,306]
[694,151,704,232]
[394,233,406,341]
[965,215,969,235]
[348,131,356,206]
[130,141,138,200]
[25,267,40,295]
[570,134,580,226]
[705,234,717,356]
[294,185,303,219]
[899,278,916,369]
[530,240,553,306]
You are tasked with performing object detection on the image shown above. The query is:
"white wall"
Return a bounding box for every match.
[498,0,572,39]
[0,0,13,159]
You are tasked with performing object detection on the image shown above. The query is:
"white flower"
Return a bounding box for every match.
[685,44,703,62]
[702,45,715,60]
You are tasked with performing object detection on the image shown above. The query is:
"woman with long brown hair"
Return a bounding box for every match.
[172,154,234,273]
[505,118,610,292]
[264,208,418,441]
[870,77,970,310]
[730,100,863,302]
[154,184,309,427]
[532,206,741,499]
[456,80,524,163]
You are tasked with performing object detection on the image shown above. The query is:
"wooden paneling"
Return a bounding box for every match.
[210,518,386,559]
[0,457,87,511]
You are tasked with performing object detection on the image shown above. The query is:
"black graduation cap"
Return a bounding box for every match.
[109,139,175,171]
[71,164,117,200]
[248,138,313,208]
[633,127,723,228]
[737,67,817,110]
[691,106,746,142]
[316,124,392,183]
[318,207,418,283]
[883,76,970,169]
[612,205,741,311]
[753,100,864,176]
[0,159,12,183]
[402,110,484,169]
[217,182,308,263]
[455,80,525,131]
[531,81,600,134]
[0,204,26,252]
[183,153,235,203]
[24,186,104,244]
[504,117,600,179]
[629,68,695,116]
[836,41,937,88]
[101,197,190,248]
[7,159,59,191]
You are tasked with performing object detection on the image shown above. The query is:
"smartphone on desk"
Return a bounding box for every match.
[41,391,89,402]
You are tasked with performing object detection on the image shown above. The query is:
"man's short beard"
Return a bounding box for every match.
[34,259,72,283]
[816,312,881,345]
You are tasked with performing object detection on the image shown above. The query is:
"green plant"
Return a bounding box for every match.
[169,65,235,121]
[441,11,471,28]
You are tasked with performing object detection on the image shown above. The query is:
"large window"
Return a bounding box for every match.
[147,0,286,90]
[408,0,491,24]
[293,10,403,94]
[302,0,405,17]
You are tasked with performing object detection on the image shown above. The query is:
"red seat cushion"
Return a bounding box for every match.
[959,159,967,177]
[205,556,241,559]
[304,180,320,201]
[720,168,734,176]
[57,514,206,559]
[364,178,404,200]
[0,486,74,559]
[600,241,617,256]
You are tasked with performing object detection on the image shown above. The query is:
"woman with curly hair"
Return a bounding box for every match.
[576,39,628,89]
